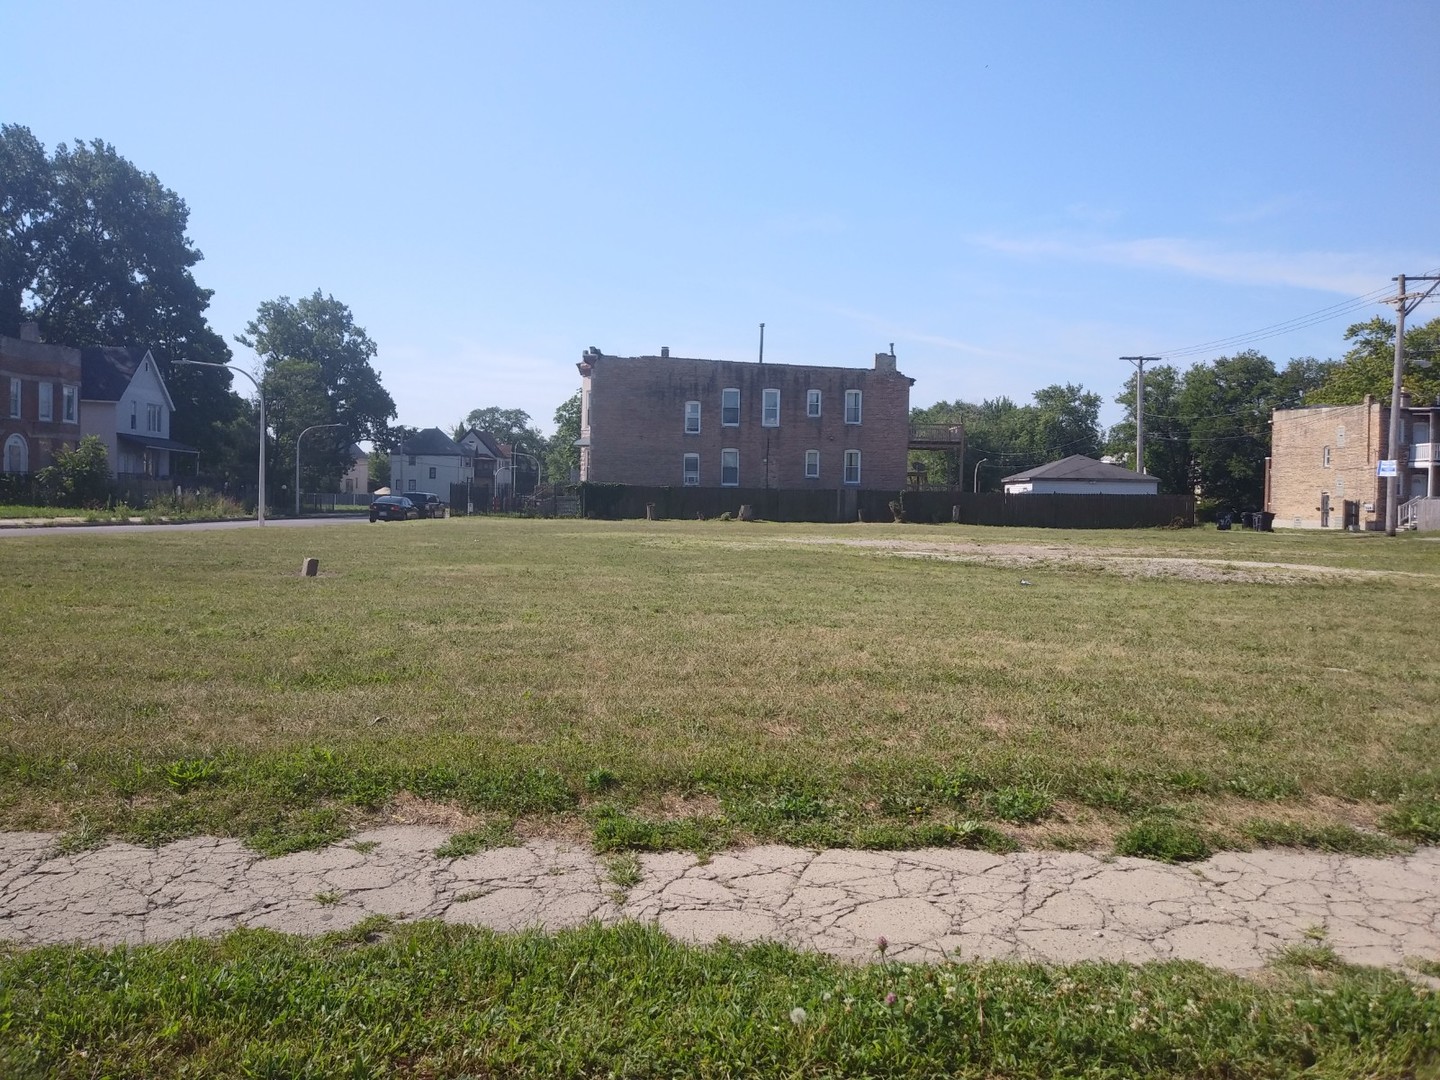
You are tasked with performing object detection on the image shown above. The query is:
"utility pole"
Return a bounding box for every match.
[1121,357,1159,474]
[758,323,765,364]
[1384,274,1440,535]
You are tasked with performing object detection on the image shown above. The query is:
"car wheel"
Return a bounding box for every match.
[369,513,378,522]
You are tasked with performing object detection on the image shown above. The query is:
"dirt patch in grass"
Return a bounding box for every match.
[764,536,1414,585]
[377,793,481,830]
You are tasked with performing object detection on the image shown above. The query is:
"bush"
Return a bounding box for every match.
[35,435,111,507]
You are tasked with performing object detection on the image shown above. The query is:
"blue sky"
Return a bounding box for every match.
[6,1,1438,435]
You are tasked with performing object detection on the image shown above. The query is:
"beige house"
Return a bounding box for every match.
[1266,395,1440,529]
[339,444,368,493]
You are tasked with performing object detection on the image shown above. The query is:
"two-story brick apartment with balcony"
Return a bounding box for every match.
[1266,394,1440,529]
[576,346,917,491]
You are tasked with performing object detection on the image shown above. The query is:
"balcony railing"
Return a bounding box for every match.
[908,423,966,448]
[1407,442,1440,466]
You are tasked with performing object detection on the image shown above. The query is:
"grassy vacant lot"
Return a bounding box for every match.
[1,517,1438,857]
[4,920,1437,1078]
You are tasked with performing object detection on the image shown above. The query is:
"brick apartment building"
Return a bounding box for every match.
[1,323,84,474]
[1266,395,1440,529]
[575,347,916,490]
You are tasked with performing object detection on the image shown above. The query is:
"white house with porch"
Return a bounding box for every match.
[79,347,197,478]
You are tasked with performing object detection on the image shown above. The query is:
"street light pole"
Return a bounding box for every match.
[973,458,990,493]
[175,360,266,525]
[295,423,343,517]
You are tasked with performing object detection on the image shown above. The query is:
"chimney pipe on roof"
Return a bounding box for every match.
[874,350,896,374]
[661,346,669,357]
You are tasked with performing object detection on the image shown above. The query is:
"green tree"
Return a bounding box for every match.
[35,435,110,507]
[455,406,542,451]
[1108,364,1192,495]
[238,292,397,495]
[1177,350,1278,511]
[545,390,581,484]
[0,125,244,473]
[1029,383,1103,460]
[1306,317,1440,406]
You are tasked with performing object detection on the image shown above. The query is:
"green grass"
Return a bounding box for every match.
[0,921,1435,1078]
[0,518,1437,855]
[1243,818,1409,856]
[433,818,516,858]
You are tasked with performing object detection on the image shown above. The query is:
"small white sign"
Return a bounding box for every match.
[1377,459,1398,477]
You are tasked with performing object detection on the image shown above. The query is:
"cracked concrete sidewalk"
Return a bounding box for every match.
[2,828,1437,973]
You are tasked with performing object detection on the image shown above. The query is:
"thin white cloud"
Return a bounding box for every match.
[819,303,1019,361]
[971,233,1385,295]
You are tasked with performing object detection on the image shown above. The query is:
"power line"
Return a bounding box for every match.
[1151,269,1440,361]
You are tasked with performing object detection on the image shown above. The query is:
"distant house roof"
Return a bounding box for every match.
[458,427,505,458]
[400,427,464,457]
[1001,455,1155,485]
[347,443,367,460]
[80,346,174,409]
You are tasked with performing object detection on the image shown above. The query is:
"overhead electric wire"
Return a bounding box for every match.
[1149,268,1440,362]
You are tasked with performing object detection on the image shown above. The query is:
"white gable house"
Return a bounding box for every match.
[79,347,197,478]
[391,428,473,494]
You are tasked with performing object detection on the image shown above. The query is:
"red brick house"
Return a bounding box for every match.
[1,323,84,475]
[576,347,916,491]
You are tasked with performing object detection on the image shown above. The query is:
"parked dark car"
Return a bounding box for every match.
[405,491,445,518]
[369,495,419,522]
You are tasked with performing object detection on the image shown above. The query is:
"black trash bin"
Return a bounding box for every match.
[1258,511,1275,532]
[1240,512,1254,529]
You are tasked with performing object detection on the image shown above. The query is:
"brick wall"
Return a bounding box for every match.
[0,334,85,473]
[1268,402,1385,529]
[579,350,913,490]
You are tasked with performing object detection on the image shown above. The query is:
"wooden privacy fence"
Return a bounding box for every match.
[900,491,1195,528]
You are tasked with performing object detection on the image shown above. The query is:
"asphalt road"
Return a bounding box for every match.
[0,515,377,537]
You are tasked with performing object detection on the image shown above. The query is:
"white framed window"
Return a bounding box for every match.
[1336,426,1346,448]
[844,389,862,424]
[720,448,739,486]
[130,400,138,430]
[62,385,77,423]
[721,387,740,426]
[762,388,780,427]
[804,449,819,478]
[407,479,416,491]
[806,389,821,417]
[147,402,162,432]
[8,378,19,418]
[38,382,52,421]
[683,452,699,486]
[844,449,861,485]
[428,466,437,479]
[407,455,416,466]
[684,400,701,434]
[1322,446,1331,468]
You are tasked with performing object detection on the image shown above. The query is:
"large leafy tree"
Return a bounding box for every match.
[1306,317,1440,406]
[1175,350,1280,511]
[0,125,244,470]
[237,291,397,494]
[545,390,581,484]
[1108,363,1191,494]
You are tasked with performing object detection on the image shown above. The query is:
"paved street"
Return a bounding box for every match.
[0,515,374,536]
[3,829,1436,972]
